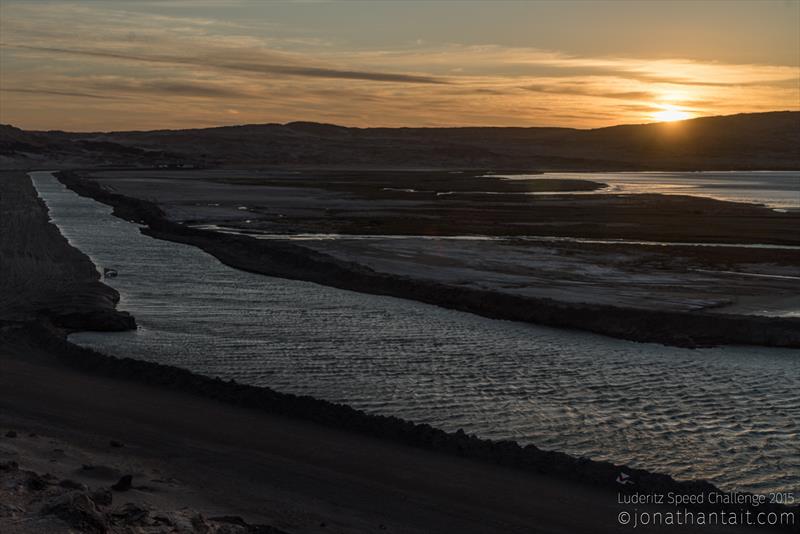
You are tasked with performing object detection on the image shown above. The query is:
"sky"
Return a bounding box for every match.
[0,0,798,131]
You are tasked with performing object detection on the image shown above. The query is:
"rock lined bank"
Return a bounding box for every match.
[3,321,796,527]
[0,171,135,333]
[58,170,800,349]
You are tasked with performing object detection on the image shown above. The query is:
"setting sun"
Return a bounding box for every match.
[652,105,693,122]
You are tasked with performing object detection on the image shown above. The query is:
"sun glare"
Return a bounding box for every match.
[651,105,692,122]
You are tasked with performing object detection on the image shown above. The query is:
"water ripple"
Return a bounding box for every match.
[30,171,800,499]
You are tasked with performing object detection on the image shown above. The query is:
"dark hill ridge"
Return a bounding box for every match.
[1,111,798,170]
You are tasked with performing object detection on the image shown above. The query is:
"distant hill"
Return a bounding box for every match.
[2,111,798,170]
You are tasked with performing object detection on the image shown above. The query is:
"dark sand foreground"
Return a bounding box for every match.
[0,170,794,532]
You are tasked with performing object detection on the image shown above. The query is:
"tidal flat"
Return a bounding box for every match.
[84,168,800,319]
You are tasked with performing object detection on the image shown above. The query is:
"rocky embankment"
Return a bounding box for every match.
[57,170,800,349]
[0,171,135,333]
[4,321,797,527]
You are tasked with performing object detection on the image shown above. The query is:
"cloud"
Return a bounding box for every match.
[86,79,252,98]
[525,84,653,101]
[6,44,449,85]
[0,87,117,100]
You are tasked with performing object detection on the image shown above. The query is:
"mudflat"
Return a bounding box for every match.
[88,168,799,244]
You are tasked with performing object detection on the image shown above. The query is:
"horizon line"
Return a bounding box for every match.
[3,110,797,135]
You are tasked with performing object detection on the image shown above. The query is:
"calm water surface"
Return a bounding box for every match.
[499,171,800,210]
[31,171,800,498]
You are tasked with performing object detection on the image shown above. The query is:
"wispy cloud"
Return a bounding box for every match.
[6,44,449,85]
[0,87,117,100]
[85,79,252,98]
[524,84,654,101]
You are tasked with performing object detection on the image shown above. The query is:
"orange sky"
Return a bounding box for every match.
[1,1,798,131]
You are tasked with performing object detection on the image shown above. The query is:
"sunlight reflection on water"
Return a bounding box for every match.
[496,171,800,210]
